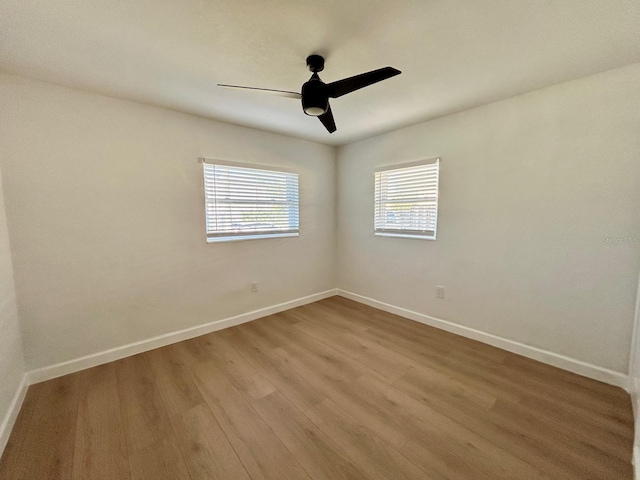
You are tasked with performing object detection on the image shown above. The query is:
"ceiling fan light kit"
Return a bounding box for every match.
[218,54,401,134]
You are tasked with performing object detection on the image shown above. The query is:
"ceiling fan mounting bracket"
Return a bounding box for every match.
[306,55,325,73]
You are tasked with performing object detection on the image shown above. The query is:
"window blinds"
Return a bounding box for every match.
[204,163,300,242]
[374,159,439,239]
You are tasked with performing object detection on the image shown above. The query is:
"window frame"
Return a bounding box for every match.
[374,158,440,241]
[201,159,300,243]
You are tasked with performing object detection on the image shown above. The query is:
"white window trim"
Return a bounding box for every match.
[201,158,300,243]
[375,232,436,241]
[200,157,297,174]
[374,157,440,241]
[207,232,299,243]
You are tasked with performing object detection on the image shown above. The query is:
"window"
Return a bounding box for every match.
[203,161,299,243]
[374,159,440,240]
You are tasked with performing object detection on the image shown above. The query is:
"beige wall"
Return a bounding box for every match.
[2,64,640,378]
[0,75,336,370]
[337,63,640,373]
[0,162,25,433]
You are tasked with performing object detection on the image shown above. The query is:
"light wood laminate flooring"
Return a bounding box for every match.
[0,296,633,479]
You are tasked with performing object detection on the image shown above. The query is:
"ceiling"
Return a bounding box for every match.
[1,0,639,146]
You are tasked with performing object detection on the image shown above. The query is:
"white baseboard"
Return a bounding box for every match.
[336,289,628,389]
[2,288,634,462]
[0,373,29,457]
[22,288,631,389]
[28,289,338,385]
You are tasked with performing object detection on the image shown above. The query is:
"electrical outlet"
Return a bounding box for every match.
[436,285,445,299]
[251,281,258,293]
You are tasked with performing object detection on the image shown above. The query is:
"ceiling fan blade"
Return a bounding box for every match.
[324,67,401,98]
[318,104,337,133]
[217,84,301,98]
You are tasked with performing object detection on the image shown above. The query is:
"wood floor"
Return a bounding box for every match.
[0,296,633,479]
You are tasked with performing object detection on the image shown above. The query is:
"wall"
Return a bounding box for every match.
[0,162,26,448]
[337,63,640,374]
[1,64,639,378]
[0,74,336,370]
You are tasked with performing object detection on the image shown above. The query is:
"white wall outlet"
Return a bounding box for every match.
[436,285,445,299]
[251,281,258,293]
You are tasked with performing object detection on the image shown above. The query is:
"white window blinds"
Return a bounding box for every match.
[374,159,439,239]
[203,162,300,243]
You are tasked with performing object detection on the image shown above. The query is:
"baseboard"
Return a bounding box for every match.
[28,289,338,384]
[24,287,629,388]
[336,289,628,389]
[4,288,634,463]
[0,373,29,457]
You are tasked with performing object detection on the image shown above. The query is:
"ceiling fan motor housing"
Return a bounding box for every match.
[301,76,328,116]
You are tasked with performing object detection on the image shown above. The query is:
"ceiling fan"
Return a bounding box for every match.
[218,55,401,134]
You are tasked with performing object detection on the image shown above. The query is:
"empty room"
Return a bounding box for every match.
[1,1,640,479]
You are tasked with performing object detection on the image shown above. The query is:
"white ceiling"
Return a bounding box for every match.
[1,0,639,146]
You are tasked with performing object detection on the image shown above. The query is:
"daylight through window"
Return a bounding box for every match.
[374,159,439,240]
[204,162,300,242]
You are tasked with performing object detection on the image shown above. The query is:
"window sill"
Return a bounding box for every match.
[207,232,299,243]
[374,232,436,241]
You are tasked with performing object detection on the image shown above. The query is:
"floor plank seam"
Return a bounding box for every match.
[0,297,633,480]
